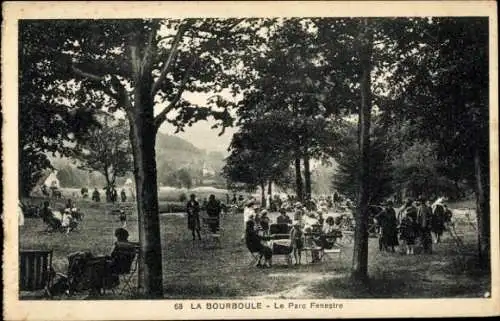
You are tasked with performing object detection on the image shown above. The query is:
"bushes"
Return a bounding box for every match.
[158,201,185,214]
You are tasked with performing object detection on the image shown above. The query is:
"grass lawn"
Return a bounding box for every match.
[19,198,490,299]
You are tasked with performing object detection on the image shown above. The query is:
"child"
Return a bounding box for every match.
[290,222,304,265]
[61,209,78,234]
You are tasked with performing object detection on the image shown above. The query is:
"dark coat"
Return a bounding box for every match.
[186,200,200,231]
[378,207,399,247]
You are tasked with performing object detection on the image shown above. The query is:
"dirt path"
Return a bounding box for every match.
[245,272,346,299]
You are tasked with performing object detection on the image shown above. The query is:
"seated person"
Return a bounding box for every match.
[61,209,78,234]
[260,210,270,235]
[67,228,137,294]
[314,217,342,250]
[109,228,138,273]
[245,220,272,268]
[40,201,56,228]
[276,208,292,224]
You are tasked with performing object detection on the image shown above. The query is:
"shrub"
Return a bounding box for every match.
[158,201,186,214]
[179,193,187,203]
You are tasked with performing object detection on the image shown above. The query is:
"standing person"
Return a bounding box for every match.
[92,188,100,202]
[399,208,417,255]
[120,189,127,202]
[378,200,399,252]
[290,222,304,265]
[206,194,222,233]
[18,201,25,227]
[119,209,127,228]
[417,198,433,254]
[186,194,201,241]
[111,188,118,204]
[431,199,446,243]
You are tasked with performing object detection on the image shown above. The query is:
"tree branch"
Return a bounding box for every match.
[72,65,121,101]
[154,57,197,129]
[142,22,160,73]
[72,65,105,82]
[151,23,187,98]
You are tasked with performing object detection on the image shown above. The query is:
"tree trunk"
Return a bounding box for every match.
[294,156,304,202]
[128,84,164,298]
[352,19,373,283]
[303,152,312,201]
[260,181,266,207]
[268,180,272,196]
[474,146,490,270]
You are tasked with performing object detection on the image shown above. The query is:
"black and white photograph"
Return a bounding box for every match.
[3,1,499,320]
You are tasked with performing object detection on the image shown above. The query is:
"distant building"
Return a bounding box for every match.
[202,162,216,177]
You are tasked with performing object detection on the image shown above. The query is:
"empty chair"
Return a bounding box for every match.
[19,249,55,297]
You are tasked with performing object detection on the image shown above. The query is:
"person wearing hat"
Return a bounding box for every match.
[398,199,418,255]
[241,200,257,241]
[260,209,270,235]
[417,197,433,254]
[186,194,202,241]
[277,208,292,224]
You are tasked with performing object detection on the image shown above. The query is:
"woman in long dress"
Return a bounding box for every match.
[186,194,201,241]
[378,201,399,252]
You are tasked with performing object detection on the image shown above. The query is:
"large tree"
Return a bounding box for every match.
[236,19,344,201]
[223,115,293,204]
[385,17,490,267]
[75,112,133,200]
[20,18,269,297]
[19,23,98,196]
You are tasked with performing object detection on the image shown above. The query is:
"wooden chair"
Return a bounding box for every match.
[19,250,54,297]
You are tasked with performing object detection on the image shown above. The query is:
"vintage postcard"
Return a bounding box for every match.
[2,1,499,320]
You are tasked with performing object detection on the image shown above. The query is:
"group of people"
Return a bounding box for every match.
[186,194,224,241]
[89,187,128,203]
[243,198,345,268]
[376,197,453,255]
[39,199,82,234]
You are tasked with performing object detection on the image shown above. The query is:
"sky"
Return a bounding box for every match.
[160,119,236,154]
[156,90,239,154]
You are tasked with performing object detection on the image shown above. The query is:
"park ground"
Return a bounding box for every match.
[19,197,490,300]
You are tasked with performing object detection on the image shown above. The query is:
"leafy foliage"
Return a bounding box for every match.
[332,120,394,204]
[74,112,133,189]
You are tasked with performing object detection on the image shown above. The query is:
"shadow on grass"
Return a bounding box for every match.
[312,250,490,299]
[163,283,239,299]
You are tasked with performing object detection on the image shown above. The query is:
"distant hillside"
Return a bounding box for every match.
[49,133,226,188]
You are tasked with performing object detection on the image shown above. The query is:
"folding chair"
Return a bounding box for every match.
[302,233,323,264]
[340,230,354,244]
[322,243,343,262]
[109,242,139,295]
[248,251,262,266]
[19,249,55,297]
[202,214,224,249]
